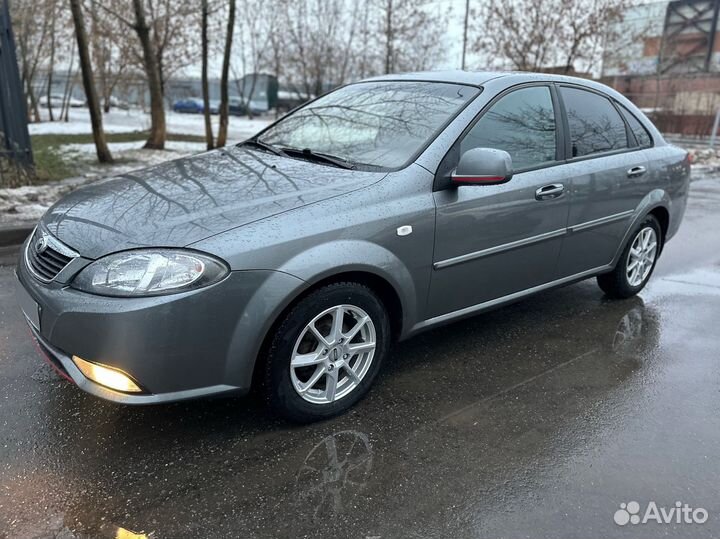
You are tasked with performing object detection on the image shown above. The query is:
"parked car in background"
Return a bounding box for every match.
[229,97,247,116]
[276,90,311,113]
[16,71,690,423]
[107,95,130,110]
[172,98,204,114]
[229,97,267,117]
[40,94,84,108]
[172,98,219,114]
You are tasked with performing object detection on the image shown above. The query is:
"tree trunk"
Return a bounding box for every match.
[26,78,40,123]
[47,1,57,122]
[217,0,236,148]
[201,0,214,150]
[69,0,113,163]
[132,0,166,149]
[61,39,76,122]
[89,0,111,113]
[384,0,393,74]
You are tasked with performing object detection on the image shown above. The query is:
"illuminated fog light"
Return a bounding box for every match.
[72,356,141,393]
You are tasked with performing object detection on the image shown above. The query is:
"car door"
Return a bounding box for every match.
[427,84,572,319]
[554,85,653,277]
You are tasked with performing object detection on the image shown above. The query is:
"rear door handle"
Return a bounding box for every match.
[535,183,565,201]
[627,165,647,178]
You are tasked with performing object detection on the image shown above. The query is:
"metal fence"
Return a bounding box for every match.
[0,0,33,187]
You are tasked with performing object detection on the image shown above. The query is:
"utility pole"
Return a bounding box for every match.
[461,0,470,70]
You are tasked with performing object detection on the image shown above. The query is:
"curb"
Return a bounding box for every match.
[0,224,33,247]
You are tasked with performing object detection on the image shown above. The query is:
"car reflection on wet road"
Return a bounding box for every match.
[1,177,720,539]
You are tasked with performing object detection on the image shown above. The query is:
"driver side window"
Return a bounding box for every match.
[460,86,557,171]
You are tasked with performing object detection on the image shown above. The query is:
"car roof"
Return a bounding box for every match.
[363,70,613,92]
[363,70,507,87]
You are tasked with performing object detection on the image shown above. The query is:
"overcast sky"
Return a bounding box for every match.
[437,0,469,69]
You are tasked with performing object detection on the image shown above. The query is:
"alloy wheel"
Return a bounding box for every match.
[290,304,377,404]
[626,226,658,287]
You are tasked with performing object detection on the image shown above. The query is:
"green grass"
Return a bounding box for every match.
[30,131,207,183]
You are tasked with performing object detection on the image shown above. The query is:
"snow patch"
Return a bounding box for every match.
[29,107,271,141]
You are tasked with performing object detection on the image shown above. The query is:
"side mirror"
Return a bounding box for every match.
[451,148,513,186]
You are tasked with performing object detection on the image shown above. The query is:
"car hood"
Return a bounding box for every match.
[41,147,386,259]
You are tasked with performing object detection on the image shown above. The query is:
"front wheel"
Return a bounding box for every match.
[264,282,390,422]
[597,214,662,299]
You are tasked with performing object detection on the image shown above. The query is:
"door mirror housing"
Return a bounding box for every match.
[451,148,513,186]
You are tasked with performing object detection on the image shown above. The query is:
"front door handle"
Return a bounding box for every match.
[627,165,647,178]
[535,183,565,201]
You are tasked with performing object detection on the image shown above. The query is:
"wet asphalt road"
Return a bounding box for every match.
[1,178,720,539]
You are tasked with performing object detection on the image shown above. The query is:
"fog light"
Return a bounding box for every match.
[72,356,141,393]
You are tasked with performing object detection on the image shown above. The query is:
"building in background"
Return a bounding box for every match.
[603,0,720,136]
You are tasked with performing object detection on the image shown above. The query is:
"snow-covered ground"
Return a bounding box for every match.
[58,139,211,180]
[30,107,272,142]
[29,108,271,183]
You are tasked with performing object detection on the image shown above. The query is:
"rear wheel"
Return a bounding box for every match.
[597,214,662,299]
[264,282,390,422]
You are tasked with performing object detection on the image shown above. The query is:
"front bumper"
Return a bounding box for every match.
[27,322,238,404]
[16,248,305,404]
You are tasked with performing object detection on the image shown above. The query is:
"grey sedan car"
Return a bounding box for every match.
[16,71,690,422]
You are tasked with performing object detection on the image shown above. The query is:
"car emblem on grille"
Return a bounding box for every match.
[34,234,48,254]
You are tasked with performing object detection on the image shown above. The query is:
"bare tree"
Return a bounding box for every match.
[558,0,630,74]
[131,0,166,149]
[233,0,275,116]
[201,0,214,149]
[60,40,77,122]
[11,0,53,121]
[93,0,200,149]
[376,0,448,74]
[92,0,166,148]
[472,0,631,73]
[69,0,113,163]
[217,0,236,147]
[45,0,61,121]
[278,0,378,97]
[472,0,562,71]
[89,1,133,113]
[145,0,199,97]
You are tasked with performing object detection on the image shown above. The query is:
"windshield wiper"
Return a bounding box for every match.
[238,138,288,157]
[280,147,356,170]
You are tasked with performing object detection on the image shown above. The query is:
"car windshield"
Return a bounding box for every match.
[258,81,480,169]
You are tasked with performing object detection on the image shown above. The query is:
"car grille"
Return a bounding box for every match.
[25,228,78,282]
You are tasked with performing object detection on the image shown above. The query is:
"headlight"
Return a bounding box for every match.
[72,249,228,297]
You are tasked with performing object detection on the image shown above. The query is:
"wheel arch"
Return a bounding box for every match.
[648,206,670,248]
[611,190,671,267]
[250,268,406,391]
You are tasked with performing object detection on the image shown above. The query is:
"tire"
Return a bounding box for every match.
[264,282,390,422]
[597,214,663,299]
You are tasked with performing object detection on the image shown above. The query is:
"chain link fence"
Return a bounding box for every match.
[605,73,720,139]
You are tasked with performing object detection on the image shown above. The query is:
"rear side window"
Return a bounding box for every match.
[460,86,557,170]
[560,87,628,157]
[617,104,653,147]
